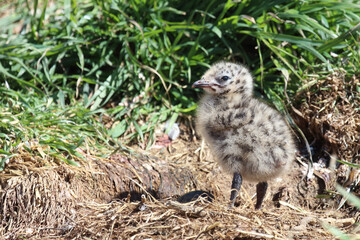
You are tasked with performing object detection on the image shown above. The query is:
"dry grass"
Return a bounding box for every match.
[1,133,358,239]
[295,71,360,163]
[67,197,342,240]
[1,73,360,239]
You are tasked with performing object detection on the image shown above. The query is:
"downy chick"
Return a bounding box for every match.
[192,61,295,209]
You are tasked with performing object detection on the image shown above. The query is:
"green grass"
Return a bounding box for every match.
[0,0,359,165]
[0,86,113,169]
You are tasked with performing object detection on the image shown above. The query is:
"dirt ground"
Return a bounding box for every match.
[0,130,359,240]
[1,71,359,239]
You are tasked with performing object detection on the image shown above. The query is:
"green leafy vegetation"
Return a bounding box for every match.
[0,86,112,169]
[1,1,360,239]
[0,0,359,162]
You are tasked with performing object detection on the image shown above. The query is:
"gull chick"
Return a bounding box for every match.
[192,61,295,209]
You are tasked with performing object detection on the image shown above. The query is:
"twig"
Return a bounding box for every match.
[195,222,222,240]
[236,229,283,240]
[279,201,307,213]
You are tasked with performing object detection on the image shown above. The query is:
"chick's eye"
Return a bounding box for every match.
[221,76,230,81]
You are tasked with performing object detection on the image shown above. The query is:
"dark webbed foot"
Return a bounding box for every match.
[229,172,242,208]
[255,181,268,210]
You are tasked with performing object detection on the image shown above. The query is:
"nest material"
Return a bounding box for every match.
[63,195,356,239]
[0,168,76,238]
[1,137,358,239]
[1,77,360,238]
[295,71,360,162]
[0,143,199,239]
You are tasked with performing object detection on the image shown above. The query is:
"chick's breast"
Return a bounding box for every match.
[196,96,295,182]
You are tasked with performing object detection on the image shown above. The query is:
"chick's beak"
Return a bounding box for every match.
[192,79,211,88]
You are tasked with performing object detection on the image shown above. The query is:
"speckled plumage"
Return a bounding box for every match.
[193,61,295,209]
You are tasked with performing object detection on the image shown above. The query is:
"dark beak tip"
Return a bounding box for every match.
[192,80,209,89]
[192,80,200,88]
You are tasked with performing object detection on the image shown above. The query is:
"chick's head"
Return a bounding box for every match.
[192,62,253,96]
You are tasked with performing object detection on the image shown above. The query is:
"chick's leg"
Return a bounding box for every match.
[255,181,268,210]
[229,172,242,208]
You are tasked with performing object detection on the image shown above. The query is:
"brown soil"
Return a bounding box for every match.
[1,132,359,240]
[1,72,359,239]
